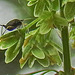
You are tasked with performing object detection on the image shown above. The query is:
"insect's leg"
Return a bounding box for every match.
[2,29,6,35]
[1,26,3,35]
[1,26,6,35]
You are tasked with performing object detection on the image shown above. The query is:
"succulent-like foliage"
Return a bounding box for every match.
[1,0,75,75]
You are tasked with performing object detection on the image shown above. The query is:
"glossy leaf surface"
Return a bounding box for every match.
[64,2,75,21]
[5,37,24,63]
[0,31,19,49]
[34,0,45,17]
[31,46,45,59]
[37,57,50,67]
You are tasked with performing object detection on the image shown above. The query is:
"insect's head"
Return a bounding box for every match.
[0,25,6,28]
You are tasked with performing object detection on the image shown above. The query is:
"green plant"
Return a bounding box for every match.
[0,0,75,75]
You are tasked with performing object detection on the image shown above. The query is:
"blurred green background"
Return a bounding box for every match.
[0,0,75,75]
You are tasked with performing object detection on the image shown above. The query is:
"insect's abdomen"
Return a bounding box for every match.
[6,19,22,31]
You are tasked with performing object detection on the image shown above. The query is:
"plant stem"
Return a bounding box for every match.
[22,18,40,31]
[59,0,72,75]
[61,26,71,75]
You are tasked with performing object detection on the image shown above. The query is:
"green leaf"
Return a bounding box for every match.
[64,2,75,21]
[37,57,50,67]
[58,71,64,75]
[36,11,53,28]
[70,27,75,39]
[48,29,63,53]
[45,45,58,56]
[31,46,45,59]
[5,43,17,63]
[22,43,32,58]
[45,48,62,65]
[20,57,29,69]
[70,22,75,27]
[62,0,68,6]
[27,0,36,1]
[46,0,60,11]
[36,19,43,27]
[39,11,53,34]
[13,37,24,53]
[68,0,75,2]
[25,28,39,39]
[45,45,62,65]
[45,0,52,11]
[53,14,68,28]
[20,43,33,68]
[27,0,38,6]
[53,54,62,66]
[51,0,60,11]
[34,0,45,17]
[39,11,53,19]
[26,30,38,45]
[5,37,24,63]
[39,18,52,34]
[28,56,36,68]
[35,33,48,47]
[0,31,19,49]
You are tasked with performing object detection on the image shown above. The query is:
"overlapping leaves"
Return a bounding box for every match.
[0,10,64,69]
[64,2,75,21]
[19,28,62,68]
[1,0,73,70]
[0,29,25,63]
[0,30,19,49]
[62,0,75,6]
[27,0,60,17]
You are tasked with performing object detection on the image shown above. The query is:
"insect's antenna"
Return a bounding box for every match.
[0,25,6,28]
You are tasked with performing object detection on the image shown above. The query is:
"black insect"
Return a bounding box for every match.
[0,18,33,35]
[0,19,23,31]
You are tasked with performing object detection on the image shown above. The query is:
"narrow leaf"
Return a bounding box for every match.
[68,0,75,2]
[25,28,39,39]
[35,34,47,47]
[5,37,24,63]
[45,45,58,56]
[22,43,32,58]
[20,57,29,69]
[27,0,38,6]
[64,2,75,21]
[28,56,36,68]
[27,0,36,1]
[44,44,62,65]
[20,43,32,68]
[39,17,53,34]
[62,0,68,6]
[5,43,17,63]
[34,0,45,17]
[37,57,50,67]
[0,31,19,49]
[31,46,45,59]
[53,14,68,27]
[49,29,63,53]
[52,0,60,11]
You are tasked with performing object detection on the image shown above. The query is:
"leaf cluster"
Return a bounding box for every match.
[0,0,75,71]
